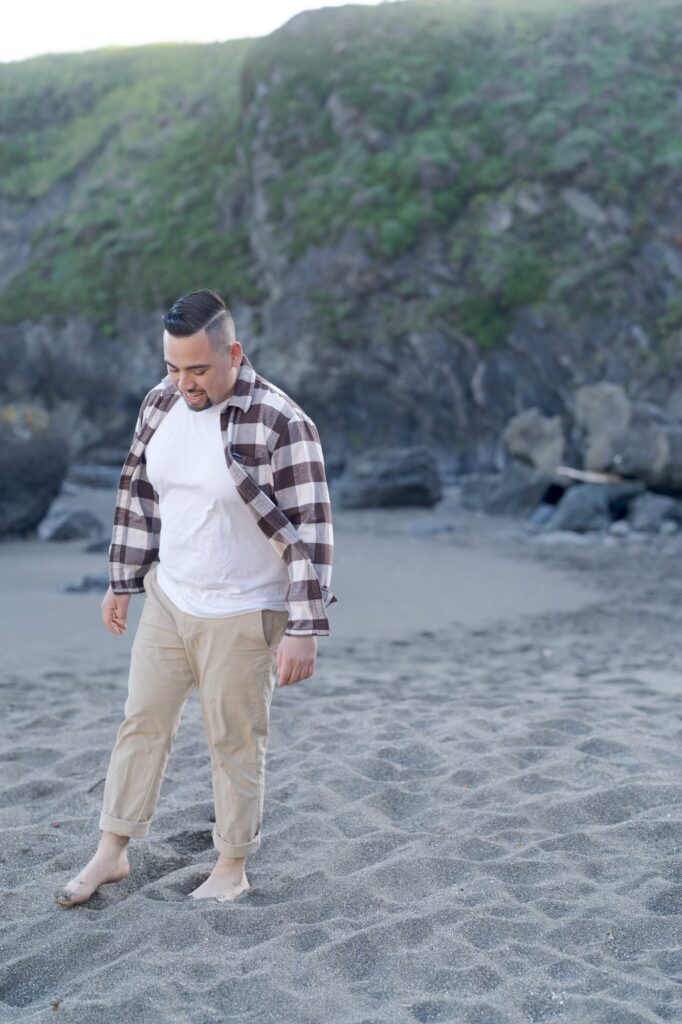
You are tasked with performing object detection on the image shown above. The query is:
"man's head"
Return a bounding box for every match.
[162,289,242,412]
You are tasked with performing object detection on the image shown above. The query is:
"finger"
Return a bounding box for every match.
[286,662,305,686]
[105,613,125,635]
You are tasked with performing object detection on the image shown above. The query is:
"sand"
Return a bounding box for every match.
[1,484,681,1023]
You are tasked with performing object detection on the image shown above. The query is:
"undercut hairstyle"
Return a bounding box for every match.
[162,289,236,352]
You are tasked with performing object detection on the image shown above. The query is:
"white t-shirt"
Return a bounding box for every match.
[144,394,289,617]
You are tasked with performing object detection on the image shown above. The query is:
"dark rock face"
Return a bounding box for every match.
[0,427,68,538]
[37,507,105,541]
[333,445,442,508]
[3,4,682,482]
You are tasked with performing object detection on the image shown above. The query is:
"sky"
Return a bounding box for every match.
[1,0,398,63]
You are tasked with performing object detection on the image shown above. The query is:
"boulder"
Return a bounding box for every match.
[572,386,682,493]
[64,573,111,593]
[502,408,565,473]
[66,464,122,489]
[83,537,111,553]
[460,461,555,516]
[628,491,682,532]
[0,424,68,538]
[37,507,105,542]
[543,480,644,533]
[334,445,442,508]
[611,404,682,493]
[573,382,631,472]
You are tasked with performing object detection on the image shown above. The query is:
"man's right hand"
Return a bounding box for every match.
[102,586,131,635]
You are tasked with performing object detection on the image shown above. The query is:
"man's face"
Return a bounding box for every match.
[163,329,242,412]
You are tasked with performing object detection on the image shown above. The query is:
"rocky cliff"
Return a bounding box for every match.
[1,0,682,479]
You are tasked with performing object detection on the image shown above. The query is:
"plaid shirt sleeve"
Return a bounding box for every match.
[108,389,160,595]
[270,414,337,637]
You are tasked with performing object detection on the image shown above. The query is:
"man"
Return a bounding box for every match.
[55,289,337,907]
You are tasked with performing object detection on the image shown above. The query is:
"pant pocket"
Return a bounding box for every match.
[260,609,288,648]
[142,562,157,593]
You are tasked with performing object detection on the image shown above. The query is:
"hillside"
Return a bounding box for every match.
[1,0,682,471]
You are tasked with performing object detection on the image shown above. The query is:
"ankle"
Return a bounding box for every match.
[98,832,130,857]
[216,854,246,869]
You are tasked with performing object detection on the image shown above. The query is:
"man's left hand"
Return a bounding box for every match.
[276,634,317,686]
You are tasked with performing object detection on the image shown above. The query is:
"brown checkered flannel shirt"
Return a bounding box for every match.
[108,353,337,636]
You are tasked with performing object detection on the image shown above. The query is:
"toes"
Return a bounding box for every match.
[53,889,78,906]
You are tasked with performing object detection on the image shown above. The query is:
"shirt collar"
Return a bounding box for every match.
[226,352,255,412]
[159,352,255,413]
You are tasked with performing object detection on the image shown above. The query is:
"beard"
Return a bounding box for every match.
[184,391,212,410]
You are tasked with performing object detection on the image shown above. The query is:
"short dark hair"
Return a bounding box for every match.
[162,289,236,352]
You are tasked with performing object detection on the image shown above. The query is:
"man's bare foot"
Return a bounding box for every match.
[54,832,130,908]
[189,854,250,902]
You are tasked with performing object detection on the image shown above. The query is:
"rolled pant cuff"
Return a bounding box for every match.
[99,811,151,838]
[212,825,261,858]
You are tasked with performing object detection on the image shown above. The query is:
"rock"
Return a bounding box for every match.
[628,491,682,532]
[530,530,591,545]
[0,425,68,538]
[83,537,111,553]
[572,387,682,492]
[612,404,682,492]
[543,480,645,533]
[64,573,111,593]
[407,521,458,537]
[66,464,122,489]
[81,444,132,466]
[334,446,442,508]
[630,324,650,351]
[460,461,554,516]
[644,240,682,282]
[0,402,50,438]
[485,201,514,235]
[37,507,105,541]
[573,383,631,472]
[527,502,556,527]
[515,183,546,217]
[561,187,609,225]
[502,408,565,473]
[665,386,682,422]
[545,484,611,532]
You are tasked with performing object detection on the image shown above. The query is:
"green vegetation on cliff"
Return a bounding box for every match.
[1,0,681,349]
[0,41,260,324]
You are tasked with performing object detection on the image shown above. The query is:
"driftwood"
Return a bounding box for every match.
[554,465,625,485]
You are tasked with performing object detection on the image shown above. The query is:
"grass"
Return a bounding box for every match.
[1,0,681,353]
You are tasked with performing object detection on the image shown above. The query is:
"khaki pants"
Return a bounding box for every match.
[99,562,289,858]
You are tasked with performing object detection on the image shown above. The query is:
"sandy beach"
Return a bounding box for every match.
[1,484,682,1023]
